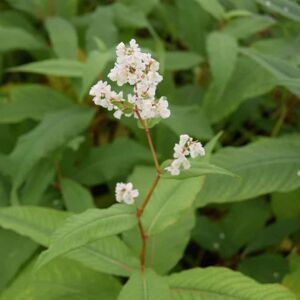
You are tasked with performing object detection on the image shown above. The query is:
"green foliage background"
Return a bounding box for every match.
[0,0,299,299]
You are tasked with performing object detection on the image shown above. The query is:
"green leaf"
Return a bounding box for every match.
[175,0,211,54]
[0,206,139,277]
[20,159,55,205]
[68,236,140,277]
[196,135,300,207]
[0,26,45,52]
[164,51,203,71]
[9,59,83,78]
[61,177,94,213]
[35,204,138,269]
[32,258,121,300]
[45,16,78,59]
[86,6,118,51]
[206,56,276,123]
[256,0,300,22]
[0,229,37,291]
[9,106,94,201]
[113,3,149,28]
[242,49,300,97]
[224,15,276,39]
[203,32,238,121]
[0,206,71,246]
[244,219,300,254]
[8,257,121,300]
[0,84,73,123]
[195,0,225,20]
[162,105,213,140]
[168,267,296,299]
[283,269,300,298]
[130,166,204,236]
[162,161,235,180]
[80,50,112,101]
[271,188,300,220]
[118,269,170,300]
[123,209,195,275]
[238,253,289,283]
[66,138,151,186]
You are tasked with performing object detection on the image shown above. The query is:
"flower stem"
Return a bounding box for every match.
[134,107,162,271]
[134,108,161,174]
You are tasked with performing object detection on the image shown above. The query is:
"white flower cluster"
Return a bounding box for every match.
[90,39,170,120]
[165,134,205,176]
[115,182,139,205]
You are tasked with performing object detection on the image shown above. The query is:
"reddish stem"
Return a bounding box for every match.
[134,107,162,271]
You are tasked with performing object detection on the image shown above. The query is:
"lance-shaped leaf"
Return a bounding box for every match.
[9,106,94,201]
[35,204,137,270]
[129,166,204,236]
[118,269,170,300]
[168,267,296,299]
[45,16,78,59]
[196,135,300,207]
[0,206,139,277]
[9,59,83,77]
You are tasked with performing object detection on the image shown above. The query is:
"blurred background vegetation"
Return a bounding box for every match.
[0,0,300,298]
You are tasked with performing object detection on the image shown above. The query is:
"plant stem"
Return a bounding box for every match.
[134,108,161,174]
[271,97,288,137]
[134,107,162,271]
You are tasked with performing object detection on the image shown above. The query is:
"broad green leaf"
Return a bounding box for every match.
[175,0,211,54]
[129,166,204,236]
[168,267,296,299]
[162,105,213,140]
[195,0,225,20]
[193,200,270,258]
[9,106,94,201]
[2,257,121,300]
[9,59,83,78]
[196,135,300,207]
[207,56,276,123]
[32,258,121,300]
[242,49,300,97]
[80,50,112,101]
[123,209,195,275]
[0,84,73,123]
[0,206,71,246]
[66,138,151,186]
[86,6,118,51]
[113,3,149,28]
[271,188,300,220]
[68,236,139,277]
[283,255,300,298]
[0,229,37,291]
[118,269,170,300]
[238,254,289,283]
[0,206,139,277]
[0,26,45,52]
[61,177,94,213]
[224,15,276,39]
[203,32,238,121]
[244,219,300,254]
[119,0,159,14]
[20,159,55,205]
[256,0,300,22]
[5,0,48,19]
[164,51,203,71]
[35,204,138,269]
[45,16,78,59]
[53,0,79,19]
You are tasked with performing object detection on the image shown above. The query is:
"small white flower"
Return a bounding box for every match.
[189,141,205,158]
[155,97,171,119]
[115,182,139,205]
[165,134,205,176]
